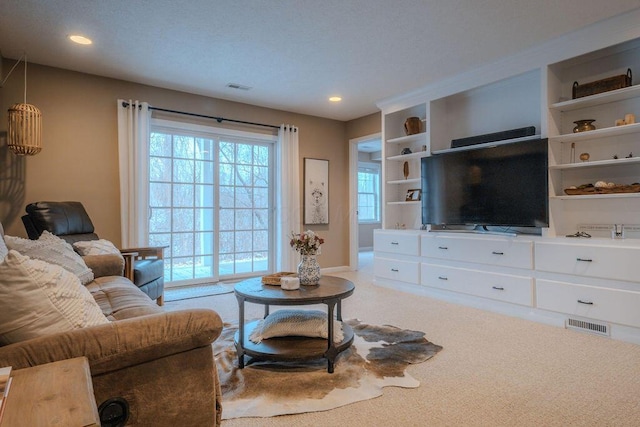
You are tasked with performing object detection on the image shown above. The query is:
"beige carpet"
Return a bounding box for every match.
[166,253,640,426]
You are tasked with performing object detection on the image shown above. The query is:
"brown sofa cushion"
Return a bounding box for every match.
[82,254,125,278]
[87,276,162,320]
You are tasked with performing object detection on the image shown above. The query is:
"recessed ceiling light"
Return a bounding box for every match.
[69,35,93,45]
[329,96,342,102]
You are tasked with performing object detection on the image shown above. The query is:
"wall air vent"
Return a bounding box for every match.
[566,317,610,337]
[226,83,252,91]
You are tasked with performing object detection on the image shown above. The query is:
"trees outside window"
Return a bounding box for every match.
[357,162,381,223]
[149,122,275,285]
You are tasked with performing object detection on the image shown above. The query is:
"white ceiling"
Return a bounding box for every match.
[1,1,640,121]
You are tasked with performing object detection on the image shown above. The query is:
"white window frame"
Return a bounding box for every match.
[148,118,277,286]
[357,161,381,224]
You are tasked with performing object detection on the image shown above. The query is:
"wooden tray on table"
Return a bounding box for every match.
[261,272,297,285]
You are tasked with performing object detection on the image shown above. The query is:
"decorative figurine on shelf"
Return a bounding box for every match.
[625,113,635,124]
[401,147,412,155]
[615,114,635,126]
[579,152,590,162]
[626,152,634,158]
[403,161,409,179]
[612,224,625,239]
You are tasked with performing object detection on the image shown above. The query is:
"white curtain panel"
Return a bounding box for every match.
[117,99,151,248]
[277,124,301,271]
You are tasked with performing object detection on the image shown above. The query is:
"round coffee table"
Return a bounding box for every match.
[234,275,355,373]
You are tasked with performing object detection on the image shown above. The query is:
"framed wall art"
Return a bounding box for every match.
[406,188,421,201]
[304,158,329,225]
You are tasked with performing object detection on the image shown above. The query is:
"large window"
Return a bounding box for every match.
[357,162,381,223]
[148,120,275,285]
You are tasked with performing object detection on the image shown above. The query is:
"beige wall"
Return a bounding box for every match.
[0,61,380,268]
[346,112,380,140]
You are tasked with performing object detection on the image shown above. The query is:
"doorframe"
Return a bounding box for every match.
[348,132,382,271]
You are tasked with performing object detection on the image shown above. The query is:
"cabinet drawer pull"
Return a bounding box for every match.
[492,251,504,255]
[391,268,399,272]
[438,246,448,250]
[578,300,594,305]
[390,242,399,245]
[492,286,505,290]
[576,258,593,262]
[438,276,448,281]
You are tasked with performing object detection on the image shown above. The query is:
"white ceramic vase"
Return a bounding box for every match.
[297,254,321,285]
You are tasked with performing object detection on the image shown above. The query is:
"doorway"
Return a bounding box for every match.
[348,133,382,271]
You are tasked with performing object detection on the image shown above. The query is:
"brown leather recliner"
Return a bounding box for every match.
[22,201,166,305]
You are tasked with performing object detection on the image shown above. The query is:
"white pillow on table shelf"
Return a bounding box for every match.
[249,309,344,344]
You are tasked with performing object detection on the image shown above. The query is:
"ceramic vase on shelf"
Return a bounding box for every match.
[297,254,321,285]
[404,117,421,135]
[573,119,596,133]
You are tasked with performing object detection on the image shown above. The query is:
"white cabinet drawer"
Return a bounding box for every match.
[421,263,533,306]
[374,256,419,284]
[535,242,640,283]
[421,235,533,269]
[537,279,640,328]
[374,232,420,256]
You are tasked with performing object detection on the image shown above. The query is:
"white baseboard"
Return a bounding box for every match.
[321,265,351,274]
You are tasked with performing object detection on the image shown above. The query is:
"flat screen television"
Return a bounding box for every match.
[421,138,548,230]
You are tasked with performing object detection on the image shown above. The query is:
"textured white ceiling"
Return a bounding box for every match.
[1,1,640,121]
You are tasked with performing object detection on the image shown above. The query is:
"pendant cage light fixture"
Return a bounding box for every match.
[2,53,42,155]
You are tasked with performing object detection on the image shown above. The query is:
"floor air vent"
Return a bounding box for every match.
[566,318,610,337]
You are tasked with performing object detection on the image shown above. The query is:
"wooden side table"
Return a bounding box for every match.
[1,357,100,427]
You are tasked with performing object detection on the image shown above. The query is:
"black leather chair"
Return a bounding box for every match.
[22,201,166,305]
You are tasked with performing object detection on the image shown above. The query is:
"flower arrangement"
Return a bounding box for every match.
[290,230,324,255]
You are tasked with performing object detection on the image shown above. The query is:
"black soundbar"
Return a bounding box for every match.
[451,126,536,148]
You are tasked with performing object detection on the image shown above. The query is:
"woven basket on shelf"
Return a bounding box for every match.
[564,184,640,195]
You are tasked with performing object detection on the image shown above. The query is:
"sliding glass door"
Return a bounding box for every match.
[148,120,275,285]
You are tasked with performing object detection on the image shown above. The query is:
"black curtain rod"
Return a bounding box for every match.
[121,101,285,130]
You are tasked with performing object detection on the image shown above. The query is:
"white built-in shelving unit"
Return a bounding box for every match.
[382,104,428,229]
[378,13,640,237]
[546,37,640,235]
[373,10,640,345]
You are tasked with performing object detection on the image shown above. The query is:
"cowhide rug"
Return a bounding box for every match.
[214,319,443,419]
